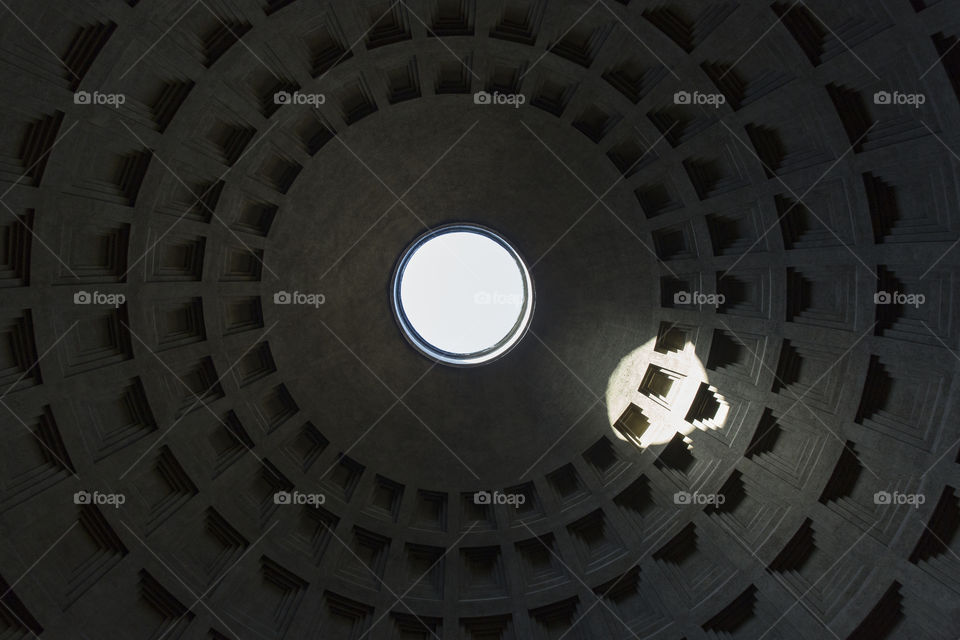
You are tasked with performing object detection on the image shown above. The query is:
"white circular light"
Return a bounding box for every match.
[391,224,534,366]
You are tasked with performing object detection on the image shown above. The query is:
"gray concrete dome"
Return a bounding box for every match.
[0,0,958,638]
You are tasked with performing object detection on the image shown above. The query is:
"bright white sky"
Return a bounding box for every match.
[399,231,525,354]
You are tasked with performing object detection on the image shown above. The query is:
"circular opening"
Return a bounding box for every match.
[391,224,534,366]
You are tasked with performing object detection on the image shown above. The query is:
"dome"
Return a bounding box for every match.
[0,0,958,638]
